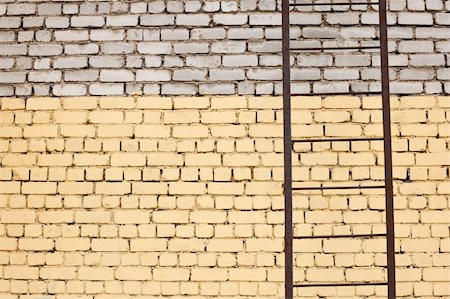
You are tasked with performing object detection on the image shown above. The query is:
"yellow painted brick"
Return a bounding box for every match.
[98,125,133,137]
[153,268,190,281]
[305,211,341,223]
[324,96,361,108]
[163,111,199,123]
[152,211,189,223]
[114,210,149,224]
[314,111,350,123]
[191,269,228,281]
[92,239,129,251]
[0,111,13,123]
[343,211,381,223]
[75,211,111,223]
[173,126,209,138]
[37,154,73,166]
[423,268,450,281]
[439,124,450,137]
[229,269,266,281]
[249,124,282,137]
[58,182,94,195]
[173,96,210,109]
[115,266,152,280]
[137,96,172,109]
[306,268,344,282]
[89,111,123,123]
[401,124,437,136]
[55,238,91,251]
[346,268,384,281]
[223,153,259,166]
[211,125,246,137]
[416,153,450,166]
[132,182,168,194]
[96,182,131,195]
[78,267,114,280]
[292,124,323,138]
[0,210,35,224]
[246,239,283,252]
[62,97,98,109]
[135,124,171,138]
[324,239,361,253]
[245,182,282,195]
[0,182,21,194]
[18,238,54,251]
[248,96,282,109]
[40,267,77,279]
[168,239,206,251]
[2,154,36,166]
[99,96,135,109]
[205,239,243,252]
[201,111,236,123]
[229,211,265,224]
[421,211,450,223]
[402,239,440,252]
[4,266,39,279]
[301,153,337,165]
[400,96,436,108]
[169,182,206,195]
[130,238,167,251]
[74,154,110,166]
[59,124,95,137]
[22,182,57,194]
[190,211,226,223]
[26,97,61,110]
[211,96,247,109]
[1,98,25,110]
[0,238,17,250]
[111,153,146,166]
[399,182,436,195]
[392,110,427,123]
[185,153,221,166]
[291,96,322,109]
[208,182,244,195]
[325,124,362,137]
[261,153,283,166]
[339,153,376,166]
[0,126,22,137]
[53,111,87,124]
[38,211,73,223]
[24,125,58,138]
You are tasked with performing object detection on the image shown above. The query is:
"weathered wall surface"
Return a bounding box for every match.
[0,0,449,97]
[0,95,448,298]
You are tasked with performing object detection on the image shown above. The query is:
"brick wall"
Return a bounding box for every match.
[0,95,449,298]
[0,0,449,97]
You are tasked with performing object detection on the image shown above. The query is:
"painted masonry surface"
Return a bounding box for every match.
[0,0,449,298]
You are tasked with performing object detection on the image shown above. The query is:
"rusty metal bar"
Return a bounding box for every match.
[294,282,388,287]
[294,233,386,239]
[293,137,383,143]
[282,0,293,298]
[378,0,396,296]
[293,185,385,191]
[291,46,379,51]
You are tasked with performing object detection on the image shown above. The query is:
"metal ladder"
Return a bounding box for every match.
[281,0,396,298]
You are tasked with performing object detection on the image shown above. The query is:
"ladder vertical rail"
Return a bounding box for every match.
[378,0,396,298]
[282,0,293,298]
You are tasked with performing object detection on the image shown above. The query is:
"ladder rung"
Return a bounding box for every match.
[291,91,382,96]
[291,46,379,51]
[292,185,385,191]
[293,282,387,288]
[293,233,386,239]
[290,2,379,6]
[293,137,383,143]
